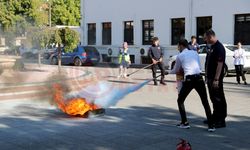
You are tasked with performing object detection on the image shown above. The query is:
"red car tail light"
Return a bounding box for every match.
[82,52,87,57]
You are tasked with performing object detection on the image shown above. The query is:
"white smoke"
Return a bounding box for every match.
[66,80,151,108]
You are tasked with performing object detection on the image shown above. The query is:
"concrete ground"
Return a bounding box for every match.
[0,63,250,150]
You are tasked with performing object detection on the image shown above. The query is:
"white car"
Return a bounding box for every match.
[0,45,9,54]
[168,44,250,76]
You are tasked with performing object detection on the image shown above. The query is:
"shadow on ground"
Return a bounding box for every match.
[0,103,249,150]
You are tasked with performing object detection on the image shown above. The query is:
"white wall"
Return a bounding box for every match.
[192,0,250,44]
[82,0,250,64]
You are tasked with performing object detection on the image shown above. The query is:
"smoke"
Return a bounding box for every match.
[44,70,71,105]
[67,80,151,108]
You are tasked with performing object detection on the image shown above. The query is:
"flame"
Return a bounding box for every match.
[52,83,99,116]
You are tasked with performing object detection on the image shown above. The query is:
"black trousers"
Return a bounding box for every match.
[152,62,165,80]
[177,75,213,126]
[207,79,227,122]
[235,65,246,83]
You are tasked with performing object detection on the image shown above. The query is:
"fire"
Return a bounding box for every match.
[52,83,100,117]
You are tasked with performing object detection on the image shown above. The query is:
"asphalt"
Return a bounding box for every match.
[0,63,250,150]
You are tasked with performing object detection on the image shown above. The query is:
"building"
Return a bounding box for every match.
[81,0,250,64]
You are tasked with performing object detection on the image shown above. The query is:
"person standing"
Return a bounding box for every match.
[118,42,131,78]
[148,37,166,86]
[19,44,26,56]
[205,29,227,128]
[169,39,215,132]
[188,36,200,52]
[234,42,247,85]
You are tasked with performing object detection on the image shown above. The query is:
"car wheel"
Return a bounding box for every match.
[74,58,82,66]
[51,57,58,65]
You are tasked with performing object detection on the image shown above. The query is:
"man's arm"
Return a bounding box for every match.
[214,62,223,80]
[213,62,223,88]
[159,47,164,62]
[197,44,200,52]
[148,47,158,64]
[148,47,153,59]
[169,56,181,74]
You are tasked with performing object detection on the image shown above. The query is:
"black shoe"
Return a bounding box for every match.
[154,80,158,86]
[214,121,226,128]
[177,122,190,129]
[203,119,208,124]
[160,81,166,85]
[244,81,247,85]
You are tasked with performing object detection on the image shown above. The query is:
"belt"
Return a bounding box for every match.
[185,74,202,80]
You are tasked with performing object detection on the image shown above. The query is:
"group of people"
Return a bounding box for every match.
[163,30,227,132]
[117,29,248,132]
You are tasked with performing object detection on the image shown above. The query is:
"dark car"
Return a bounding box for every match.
[82,46,100,65]
[43,48,57,59]
[50,46,100,66]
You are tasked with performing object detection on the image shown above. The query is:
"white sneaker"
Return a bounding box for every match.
[208,127,216,132]
[176,122,190,129]
[124,74,128,78]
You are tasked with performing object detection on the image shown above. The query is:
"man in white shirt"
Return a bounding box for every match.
[169,39,215,132]
[234,42,247,85]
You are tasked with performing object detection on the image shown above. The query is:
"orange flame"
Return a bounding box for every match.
[52,84,99,117]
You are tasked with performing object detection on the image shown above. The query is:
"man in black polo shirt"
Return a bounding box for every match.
[205,29,227,128]
[148,37,166,86]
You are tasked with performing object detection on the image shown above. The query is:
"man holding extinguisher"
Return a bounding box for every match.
[148,37,166,86]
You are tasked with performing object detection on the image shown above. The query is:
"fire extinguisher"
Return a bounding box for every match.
[176,139,192,150]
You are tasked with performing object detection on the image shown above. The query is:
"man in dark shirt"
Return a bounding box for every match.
[148,37,166,86]
[205,29,227,128]
[188,36,200,52]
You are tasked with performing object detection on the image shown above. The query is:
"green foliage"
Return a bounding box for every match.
[55,27,80,52]
[63,27,80,52]
[26,27,79,52]
[0,0,81,34]
[0,0,81,49]
[51,0,81,26]
[26,27,55,49]
[0,0,48,32]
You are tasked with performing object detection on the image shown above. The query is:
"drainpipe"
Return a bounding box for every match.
[81,0,85,45]
[189,0,193,38]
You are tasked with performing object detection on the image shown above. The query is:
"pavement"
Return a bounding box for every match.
[0,62,250,150]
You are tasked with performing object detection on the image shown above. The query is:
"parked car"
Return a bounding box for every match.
[0,45,9,54]
[21,48,39,59]
[50,46,100,66]
[83,46,101,65]
[43,48,57,59]
[168,44,250,76]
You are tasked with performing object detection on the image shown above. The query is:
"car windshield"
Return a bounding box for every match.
[83,46,98,54]
[226,45,250,52]
[243,46,250,52]
[225,46,237,51]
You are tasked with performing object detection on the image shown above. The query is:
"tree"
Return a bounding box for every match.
[54,27,80,71]
[0,0,49,36]
[51,0,81,26]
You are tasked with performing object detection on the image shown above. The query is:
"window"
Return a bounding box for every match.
[102,22,112,45]
[142,20,154,45]
[87,23,96,45]
[124,21,134,45]
[171,18,185,45]
[197,16,212,44]
[129,55,135,64]
[235,14,250,45]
